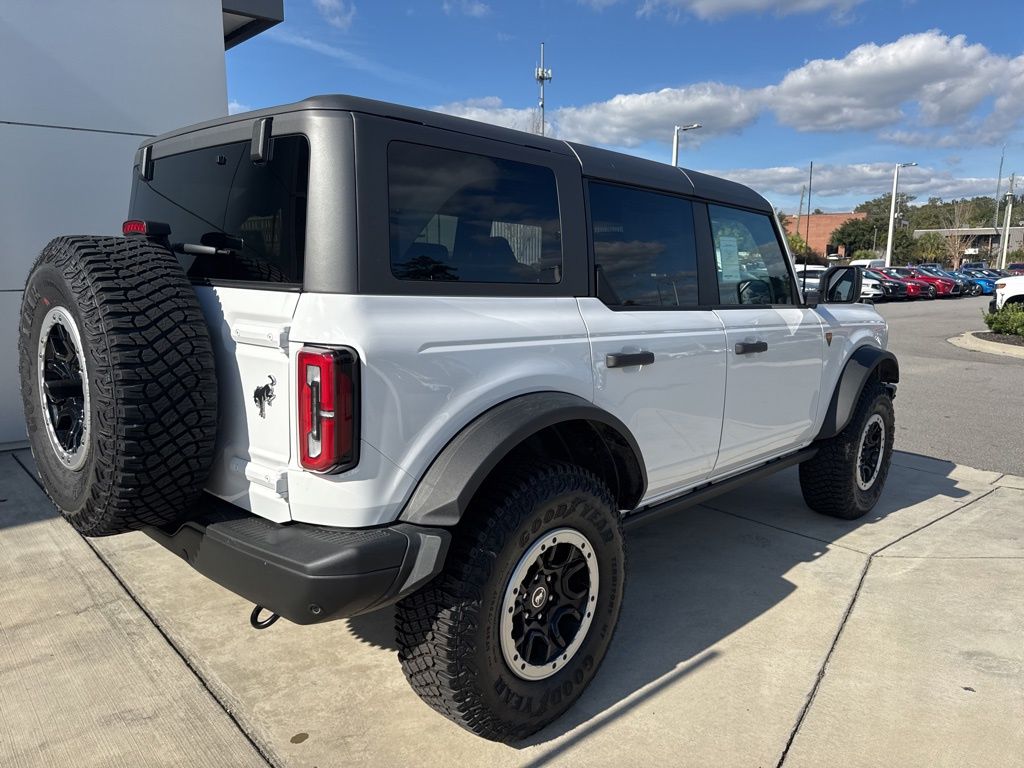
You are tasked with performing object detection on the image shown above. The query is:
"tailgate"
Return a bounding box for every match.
[194,285,299,522]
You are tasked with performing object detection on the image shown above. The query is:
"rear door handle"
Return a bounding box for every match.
[735,341,768,355]
[606,351,655,368]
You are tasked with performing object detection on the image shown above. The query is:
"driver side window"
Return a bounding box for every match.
[709,205,795,306]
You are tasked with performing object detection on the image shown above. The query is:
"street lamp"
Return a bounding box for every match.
[1000,190,1015,270]
[671,123,702,167]
[884,162,917,267]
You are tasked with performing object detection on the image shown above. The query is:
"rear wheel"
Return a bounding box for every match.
[19,236,218,536]
[395,463,625,743]
[799,380,895,519]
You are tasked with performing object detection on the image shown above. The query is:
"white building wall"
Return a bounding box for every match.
[0,0,229,442]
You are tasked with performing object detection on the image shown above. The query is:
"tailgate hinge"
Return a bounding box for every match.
[231,323,290,351]
[230,458,288,497]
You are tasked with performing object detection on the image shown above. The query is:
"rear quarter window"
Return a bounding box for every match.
[130,135,309,285]
[387,141,562,284]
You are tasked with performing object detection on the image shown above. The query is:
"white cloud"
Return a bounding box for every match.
[580,0,863,19]
[314,0,356,30]
[711,163,998,204]
[554,83,761,146]
[435,31,1024,150]
[228,100,252,115]
[434,97,536,132]
[765,32,1010,133]
[443,0,491,17]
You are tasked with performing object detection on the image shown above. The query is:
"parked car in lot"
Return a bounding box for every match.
[955,269,996,295]
[1007,262,1024,276]
[886,266,957,297]
[17,94,900,742]
[862,268,909,300]
[878,268,935,299]
[991,274,1024,312]
[918,267,975,296]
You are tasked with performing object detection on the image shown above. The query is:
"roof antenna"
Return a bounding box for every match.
[534,42,552,136]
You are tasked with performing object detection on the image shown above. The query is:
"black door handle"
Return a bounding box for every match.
[606,351,655,368]
[735,341,768,355]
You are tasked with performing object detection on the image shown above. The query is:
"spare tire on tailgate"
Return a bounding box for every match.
[18,236,218,536]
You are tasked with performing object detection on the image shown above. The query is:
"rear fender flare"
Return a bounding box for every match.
[398,392,647,527]
[816,346,899,440]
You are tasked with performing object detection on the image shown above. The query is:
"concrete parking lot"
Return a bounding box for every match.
[2,299,1022,767]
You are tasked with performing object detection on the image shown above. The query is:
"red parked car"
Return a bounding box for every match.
[878,268,936,299]
[887,267,958,296]
[1007,262,1024,276]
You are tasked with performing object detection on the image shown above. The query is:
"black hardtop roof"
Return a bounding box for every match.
[145,94,771,211]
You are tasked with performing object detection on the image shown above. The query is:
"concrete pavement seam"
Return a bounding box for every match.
[775,487,998,767]
[697,503,871,555]
[10,451,280,768]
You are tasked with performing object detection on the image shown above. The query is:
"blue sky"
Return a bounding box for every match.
[226,0,1024,213]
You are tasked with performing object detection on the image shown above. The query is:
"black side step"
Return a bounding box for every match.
[622,448,816,530]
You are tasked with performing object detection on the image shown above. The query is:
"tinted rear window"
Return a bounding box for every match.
[388,141,562,284]
[130,135,309,285]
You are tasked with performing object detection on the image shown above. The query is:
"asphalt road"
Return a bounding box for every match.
[874,294,1023,476]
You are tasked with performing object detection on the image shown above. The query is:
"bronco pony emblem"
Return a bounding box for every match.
[253,375,276,418]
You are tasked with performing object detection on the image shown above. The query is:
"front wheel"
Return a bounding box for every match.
[799,380,895,519]
[395,463,625,743]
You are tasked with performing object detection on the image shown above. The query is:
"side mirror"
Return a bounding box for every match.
[818,266,863,304]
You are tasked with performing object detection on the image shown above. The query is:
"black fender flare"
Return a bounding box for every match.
[816,346,899,440]
[399,392,647,527]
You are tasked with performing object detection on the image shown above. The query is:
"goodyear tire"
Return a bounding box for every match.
[799,380,895,520]
[396,463,625,743]
[18,236,217,536]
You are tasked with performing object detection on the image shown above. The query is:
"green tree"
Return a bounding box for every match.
[913,232,948,264]
[830,218,880,254]
[787,231,811,257]
[890,229,916,265]
[855,193,915,223]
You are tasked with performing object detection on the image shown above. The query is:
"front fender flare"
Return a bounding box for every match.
[816,346,899,440]
[399,392,646,527]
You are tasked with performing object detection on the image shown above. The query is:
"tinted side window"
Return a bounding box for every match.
[388,142,562,284]
[131,135,309,284]
[589,182,699,308]
[708,205,795,306]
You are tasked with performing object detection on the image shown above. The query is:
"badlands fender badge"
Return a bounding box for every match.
[825,332,833,346]
[253,375,276,418]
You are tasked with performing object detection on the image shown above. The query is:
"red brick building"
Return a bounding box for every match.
[783,212,867,257]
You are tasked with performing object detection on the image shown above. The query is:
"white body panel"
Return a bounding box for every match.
[712,307,825,473]
[576,298,727,500]
[287,295,594,526]
[194,283,889,527]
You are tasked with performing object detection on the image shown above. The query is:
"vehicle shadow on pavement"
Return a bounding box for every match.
[0,452,59,531]
[346,452,976,751]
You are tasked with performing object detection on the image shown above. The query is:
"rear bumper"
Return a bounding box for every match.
[146,495,450,625]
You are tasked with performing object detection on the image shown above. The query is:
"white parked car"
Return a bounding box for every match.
[992,275,1024,312]
[18,95,899,743]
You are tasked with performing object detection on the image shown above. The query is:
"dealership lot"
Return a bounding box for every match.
[2,298,1022,768]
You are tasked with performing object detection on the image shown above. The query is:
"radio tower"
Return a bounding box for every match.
[535,42,552,136]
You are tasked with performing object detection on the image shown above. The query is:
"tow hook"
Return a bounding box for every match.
[250,604,280,630]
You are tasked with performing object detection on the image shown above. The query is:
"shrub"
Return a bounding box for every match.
[984,303,1024,336]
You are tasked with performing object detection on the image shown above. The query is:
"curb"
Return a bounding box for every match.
[948,331,1024,360]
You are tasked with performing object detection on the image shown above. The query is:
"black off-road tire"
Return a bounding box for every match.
[799,380,895,519]
[395,463,626,743]
[19,236,218,536]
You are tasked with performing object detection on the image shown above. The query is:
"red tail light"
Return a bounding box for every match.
[122,219,171,237]
[297,347,359,473]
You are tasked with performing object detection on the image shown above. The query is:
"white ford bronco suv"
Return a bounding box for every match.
[19,95,898,742]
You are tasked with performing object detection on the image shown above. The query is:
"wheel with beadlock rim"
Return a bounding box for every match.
[18,236,218,536]
[799,379,895,519]
[395,462,625,743]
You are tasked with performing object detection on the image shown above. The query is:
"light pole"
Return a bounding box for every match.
[671,123,702,167]
[1000,190,1014,270]
[884,162,916,267]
